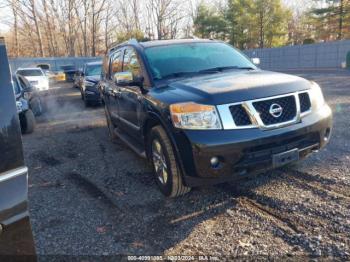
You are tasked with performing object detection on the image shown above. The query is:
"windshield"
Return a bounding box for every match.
[144,42,256,80]
[17,69,43,77]
[85,64,102,76]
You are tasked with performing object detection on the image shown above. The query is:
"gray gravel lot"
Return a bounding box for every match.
[23,70,350,259]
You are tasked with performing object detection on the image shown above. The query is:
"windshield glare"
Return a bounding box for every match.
[85,65,102,76]
[144,42,256,80]
[17,69,43,77]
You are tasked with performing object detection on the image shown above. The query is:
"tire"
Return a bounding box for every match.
[21,109,36,134]
[84,98,90,107]
[30,97,43,116]
[149,126,191,197]
[104,104,118,142]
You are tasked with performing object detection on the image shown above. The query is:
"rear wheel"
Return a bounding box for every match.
[149,126,191,197]
[21,109,36,134]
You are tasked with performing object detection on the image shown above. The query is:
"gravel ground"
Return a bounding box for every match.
[23,70,350,259]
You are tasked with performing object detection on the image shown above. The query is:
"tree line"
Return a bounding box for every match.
[1,0,350,58]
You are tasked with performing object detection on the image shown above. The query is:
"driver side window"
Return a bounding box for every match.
[109,50,123,80]
[123,48,141,77]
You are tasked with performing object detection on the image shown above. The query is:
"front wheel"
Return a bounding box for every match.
[149,126,191,197]
[104,104,118,142]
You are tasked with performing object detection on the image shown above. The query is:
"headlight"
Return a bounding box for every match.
[23,92,31,100]
[16,101,23,113]
[309,82,325,110]
[170,102,222,130]
[84,81,95,87]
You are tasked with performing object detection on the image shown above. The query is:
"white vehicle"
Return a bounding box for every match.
[16,67,49,91]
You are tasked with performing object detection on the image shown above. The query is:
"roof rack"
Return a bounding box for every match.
[109,38,139,53]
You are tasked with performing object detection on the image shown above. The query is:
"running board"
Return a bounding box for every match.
[113,128,146,158]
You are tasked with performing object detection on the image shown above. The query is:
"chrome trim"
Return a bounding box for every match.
[217,91,312,130]
[0,167,28,183]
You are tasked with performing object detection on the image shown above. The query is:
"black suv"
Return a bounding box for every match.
[0,37,35,255]
[101,39,332,197]
[78,61,103,106]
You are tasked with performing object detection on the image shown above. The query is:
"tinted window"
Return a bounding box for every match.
[17,69,43,77]
[123,48,141,76]
[144,42,256,80]
[37,64,50,70]
[110,50,123,78]
[85,64,102,76]
[60,65,75,71]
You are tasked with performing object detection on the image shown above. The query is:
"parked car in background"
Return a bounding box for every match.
[12,75,38,134]
[60,64,77,82]
[101,39,332,197]
[78,61,103,107]
[0,37,36,256]
[16,67,49,92]
[36,63,51,75]
[51,70,66,82]
[14,74,43,116]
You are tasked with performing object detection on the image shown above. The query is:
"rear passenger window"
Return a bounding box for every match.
[109,50,123,79]
[123,48,141,77]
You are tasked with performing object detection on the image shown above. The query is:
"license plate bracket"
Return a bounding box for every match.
[272,148,299,168]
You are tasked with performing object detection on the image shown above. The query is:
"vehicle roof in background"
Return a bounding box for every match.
[17,67,43,71]
[86,61,102,66]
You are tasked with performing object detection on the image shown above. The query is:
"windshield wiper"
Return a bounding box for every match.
[198,66,255,73]
[157,71,198,80]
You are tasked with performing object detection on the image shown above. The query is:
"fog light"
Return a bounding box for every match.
[210,156,220,169]
[324,128,331,142]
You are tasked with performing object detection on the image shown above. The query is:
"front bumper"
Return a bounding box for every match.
[176,104,333,187]
[85,90,101,103]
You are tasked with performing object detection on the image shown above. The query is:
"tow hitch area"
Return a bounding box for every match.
[272,148,299,168]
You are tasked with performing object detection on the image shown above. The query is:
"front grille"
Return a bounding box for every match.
[229,105,252,126]
[253,95,296,125]
[299,92,311,113]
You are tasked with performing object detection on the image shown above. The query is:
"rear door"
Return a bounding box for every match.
[0,37,35,255]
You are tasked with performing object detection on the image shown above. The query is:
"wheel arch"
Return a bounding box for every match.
[142,111,189,181]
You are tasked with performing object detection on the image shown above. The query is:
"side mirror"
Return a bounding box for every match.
[114,72,144,87]
[114,71,133,85]
[252,58,260,65]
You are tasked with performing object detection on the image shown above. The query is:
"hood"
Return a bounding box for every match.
[85,75,100,84]
[24,76,47,82]
[155,70,312,105]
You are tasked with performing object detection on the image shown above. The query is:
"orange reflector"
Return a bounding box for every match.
[170,102,213,114]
